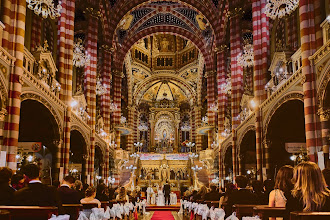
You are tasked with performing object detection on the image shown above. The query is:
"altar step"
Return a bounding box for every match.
[146,204,180,212]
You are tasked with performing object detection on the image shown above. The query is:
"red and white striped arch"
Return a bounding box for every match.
[107,0,218,44]
[114,26,213,71]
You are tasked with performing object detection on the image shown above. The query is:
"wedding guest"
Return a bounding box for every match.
[269,165,293,208]
[252,180,266,205]
[14,164,60,207]
[57,175,80,204]
[116,187,129,203]
[80,186,101,208]
[130,189,139,204]
[0,167,15,205]
[74,180,84,200]
[194,185,207,201]
[286,162,330,213]
[204,184,222,201]
[322,168,330,189]
[11,173,25,190]
[96,183,109,201]
[226,176,257,208]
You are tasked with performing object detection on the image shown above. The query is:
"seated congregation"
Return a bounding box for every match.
[0,161,330,219]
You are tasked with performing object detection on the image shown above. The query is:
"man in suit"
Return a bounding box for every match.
[163,180,171,205]
[57,176,80,204]
[14,164,61,207]
[0,167,15,205]
[204,184,222,201]
[226,176,257,213]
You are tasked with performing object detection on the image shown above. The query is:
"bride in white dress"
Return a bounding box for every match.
[156,186,165,206]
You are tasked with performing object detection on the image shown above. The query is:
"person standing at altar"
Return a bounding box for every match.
[147,185,154,204]
[157,185,165,206]
[163,180,171,205]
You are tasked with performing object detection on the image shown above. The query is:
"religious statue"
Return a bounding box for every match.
[159,163,170,183]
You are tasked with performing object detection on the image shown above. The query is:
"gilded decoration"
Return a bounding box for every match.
[0,63,7,78]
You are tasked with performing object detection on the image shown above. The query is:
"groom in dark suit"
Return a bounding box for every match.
[163,180,171,205]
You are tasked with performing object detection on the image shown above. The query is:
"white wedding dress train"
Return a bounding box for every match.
[156,190,165,206]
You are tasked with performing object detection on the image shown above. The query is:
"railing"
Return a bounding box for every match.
[265,47,302,97]
[23,46,61,97]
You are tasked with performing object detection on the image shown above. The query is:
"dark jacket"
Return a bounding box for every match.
[57,185,81,204]
[227,189,257,207]
[0,183,15,205]
[14,182,61,207]
[163,184,171,195]
[204,190,222,201]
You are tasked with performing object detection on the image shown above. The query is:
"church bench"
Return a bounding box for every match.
[0,206,58,220]
[232,204,260,219]
[61,204,82,220]
[100,201,109,210]
[290,211,330,220]
[0,210,10,220]
[205,201,220,208]
[252,206,286,220]
[81,203,99,210]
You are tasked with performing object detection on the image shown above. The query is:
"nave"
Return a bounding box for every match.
[0,0,330,219]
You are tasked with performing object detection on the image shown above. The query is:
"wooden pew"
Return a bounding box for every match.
[0,210,10,220]
[252,206,286,220]
[100,201,109,210]
[290,211,330,220]
[205,201,220,209]
[62,204,82,220]
[232,205,259,219]
[0,206,58,220]
[81,203,99,210]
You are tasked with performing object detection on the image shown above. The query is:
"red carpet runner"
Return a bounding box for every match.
[150,211,175,220]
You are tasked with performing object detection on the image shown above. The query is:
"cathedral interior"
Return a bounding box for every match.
[0,0,329,198]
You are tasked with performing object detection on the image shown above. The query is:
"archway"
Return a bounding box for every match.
[266,99,305,178]
[18,99,60,184]
[224,146,233,182]
[239,129,256,179]
[69,130,87,182]
[94,145,104,184]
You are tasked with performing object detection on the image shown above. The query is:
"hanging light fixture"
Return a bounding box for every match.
[238,43,254,68]
[220,78,232,95]
[73,39,90,68]
[109,101,118,112]
[138,122,148,131]
[96,77,107,96]
[120,116,127,125]
[180,122,191,131]
[26,0,62,19]
[265,0,299,20]
[201,116,208,125]
[209,101,219,113]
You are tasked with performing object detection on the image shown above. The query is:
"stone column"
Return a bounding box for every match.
[319,109,330,168]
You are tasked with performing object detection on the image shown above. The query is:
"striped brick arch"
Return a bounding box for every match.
[107,0,218,43]
[114,26,213,71]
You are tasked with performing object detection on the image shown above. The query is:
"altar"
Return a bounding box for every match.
[135,153,192,191]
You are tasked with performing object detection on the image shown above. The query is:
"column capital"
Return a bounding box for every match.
[101,45,114,53]
[112,70,125,78]
[318,108,330,121]
[204,70,216,78]
[226,7,244,18]
[85,7,102,19]
[215,44,228,53]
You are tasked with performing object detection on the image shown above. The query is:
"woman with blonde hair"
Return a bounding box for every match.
[286,161,330,212]
[116,187,129,203]
[80,186,101,208]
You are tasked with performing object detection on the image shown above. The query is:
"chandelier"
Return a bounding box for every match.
[180,122,191,131]
[27,0,62,19]
[220,78,232,94]
[138,123,148,131]
[201,116,208,125]
[265,0,299,20]
[188,152,198,158]
[130,152,140,158]
[120,116,127,125]
[96,77,107,96]
[238,44,254,68]
[109,101,118,112]
[191,165,202,172]
[209,101,218,113]
[73,39,90,68]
